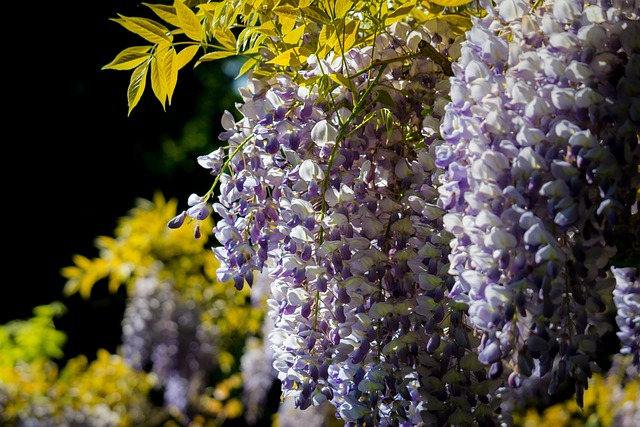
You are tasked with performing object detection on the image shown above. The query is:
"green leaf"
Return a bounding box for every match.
[375,89,396,108]
[128,62,149,115]
[102,46,152,71]
[112,15,172,44]
[459,352,484,371]
[175,0,202,41]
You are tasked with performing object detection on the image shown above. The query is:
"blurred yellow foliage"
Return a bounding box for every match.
[56,192,265,423]
[0,350,154,426]
[514,356,640,427]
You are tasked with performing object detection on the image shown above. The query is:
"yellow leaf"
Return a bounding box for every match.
[237,57,259,78]
[300,6,331,24]
[329,73,355,91]
[385,0,418,25]
[268,46,309,67]
[279,15,298,35]
[150,61,165,109]
[334,0,354,18]
[128,62,149,115]
[102,46,152,71]
[176,45,200,70]
[175,0,202,41]
[429,0,473,6]
[164,49,179,105]
[336,18,358,54]
[151,52,168,110]
[196,50,237,65]
[317,23,334,57]
[112,15,172,44]
[436,13,472,35]
[282,24,305,45]
[272,5,299,19]
[253,21,278,38]
[143,2,181,28]
[216,27,237,52]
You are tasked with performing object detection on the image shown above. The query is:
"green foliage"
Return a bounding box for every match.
[103,0,482,114]
[0,302,67,366]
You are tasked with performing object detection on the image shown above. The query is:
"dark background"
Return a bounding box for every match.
[5,0,240,362]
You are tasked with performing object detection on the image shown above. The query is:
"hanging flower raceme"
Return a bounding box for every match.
[437,0,639,405]
[171,17,511,425]
[166,0,639,424]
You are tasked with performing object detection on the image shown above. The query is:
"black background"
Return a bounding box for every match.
[4,0,237,361]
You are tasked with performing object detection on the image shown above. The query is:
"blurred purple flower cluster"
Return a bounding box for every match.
[121,274,217,420]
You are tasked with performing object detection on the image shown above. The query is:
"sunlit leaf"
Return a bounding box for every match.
[151,52,168,110]
[334,0,354,18]
[111,15,172,44]
[280,14,298,35]
[165,47,179,105]
[385,0,417,25]
[336,18,358,54]
[102,46,152,71]
[272,5,299,19]
[176,44,200,69]
[436,13,472,35]
[196,50,237,65]
[175,0,202,41]
[216,27,237,52]
[282,24,306,45]
[329,73,355,91]
[300,6,332,24]
[143,2,181,28]
[429,0,473,6]
[237,57,259,77]
[268,46,309,67]
[128,62,149,115]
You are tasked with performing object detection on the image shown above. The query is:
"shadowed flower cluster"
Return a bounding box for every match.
[437,0,639,404]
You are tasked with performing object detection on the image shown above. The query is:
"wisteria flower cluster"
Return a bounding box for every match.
[173,18,510,425]
[437,0,639,405]
[168,0,640,425]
